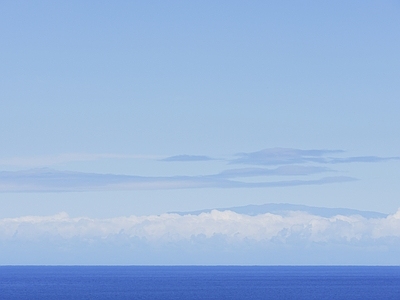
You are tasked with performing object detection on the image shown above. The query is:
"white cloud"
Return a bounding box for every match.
[2,209,400,244]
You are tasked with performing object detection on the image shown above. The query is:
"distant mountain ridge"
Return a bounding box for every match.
[171,203,388,219]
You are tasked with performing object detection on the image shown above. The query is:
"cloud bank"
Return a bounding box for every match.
[2,206,400,264]
[3,209,400,244]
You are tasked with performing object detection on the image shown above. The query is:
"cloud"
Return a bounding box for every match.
[0,153,162,168]
[216,165,331,178]
[161,155,215,162]
[230,148,400,166]
[1,148,397,170]
[0,168,354,192]
[231,148,343,165]
[3,207,400,264]
[0,148,397,192]
[329,156,400,164]
[2,209,400,244]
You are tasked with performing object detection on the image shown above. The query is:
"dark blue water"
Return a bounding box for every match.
[1,266,400,299]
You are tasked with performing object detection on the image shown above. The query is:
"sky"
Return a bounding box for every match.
[1,1,400,264]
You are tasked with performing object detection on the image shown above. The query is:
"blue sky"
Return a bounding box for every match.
[1,1,400,264]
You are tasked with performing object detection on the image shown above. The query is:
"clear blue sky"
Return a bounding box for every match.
[1,1,399,264]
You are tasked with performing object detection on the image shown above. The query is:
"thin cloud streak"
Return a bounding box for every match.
[329,156,400,164]
[217,165,332,178]
[0,148,396,192]
[0,169,354,192]
[0,153,163,168]
[161,155,215,162]
[231,148,343,165]
[230,148,400,166]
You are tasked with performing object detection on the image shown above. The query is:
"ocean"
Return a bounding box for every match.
[1,266,399,299]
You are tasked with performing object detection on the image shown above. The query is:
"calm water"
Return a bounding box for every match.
[1,266,400,299]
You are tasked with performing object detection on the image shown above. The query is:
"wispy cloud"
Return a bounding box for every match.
[230,148,400,166]
[216,165,331,178]
[231,148,343,165]
[161,155,215,162]
[0,148,397,192]
[0,153,162,168]
[329,156,400,164]
[0,168,354,192]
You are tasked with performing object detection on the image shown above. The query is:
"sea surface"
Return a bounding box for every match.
[1,266,400,299]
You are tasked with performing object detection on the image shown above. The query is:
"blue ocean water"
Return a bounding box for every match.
[0,266,399,299]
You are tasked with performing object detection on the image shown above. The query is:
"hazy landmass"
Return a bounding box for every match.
[172,203,387,219]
